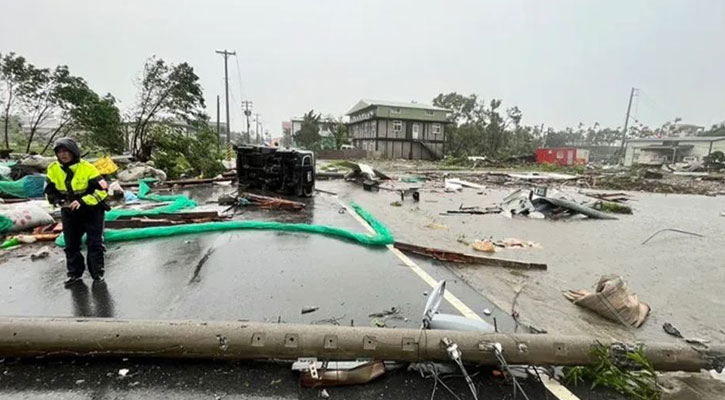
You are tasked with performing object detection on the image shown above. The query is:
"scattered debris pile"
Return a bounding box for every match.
[501,187,619,220]
[471,237,542,253]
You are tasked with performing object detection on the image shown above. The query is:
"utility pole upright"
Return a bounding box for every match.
[254,113,260,144]
[619,87,637,163]
[215,50,236,145]
[216,95,221,141]
[241,101,253,143]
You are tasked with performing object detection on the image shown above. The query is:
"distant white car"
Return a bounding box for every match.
[340,145,355,150]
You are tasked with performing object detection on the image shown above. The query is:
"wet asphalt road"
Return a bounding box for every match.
[0,185,588,399]
[1,357,578,400]
[0,187,506,328]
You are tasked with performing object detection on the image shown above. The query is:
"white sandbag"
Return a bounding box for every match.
[20,155,55,172]
[0,165,11,180]
[0,203,54,232]
[107,181,124,197]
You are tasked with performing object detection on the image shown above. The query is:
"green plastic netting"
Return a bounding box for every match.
[0,215,13,233]
[104,182,197,221]
[0,175,45,198]
[56,202,393,247]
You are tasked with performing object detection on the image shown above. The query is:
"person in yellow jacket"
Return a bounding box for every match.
[44,138,109,285]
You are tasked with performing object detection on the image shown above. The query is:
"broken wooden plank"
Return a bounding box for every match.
[106,215,226,229]
[122,176,237,188]
[242,192,306,211]
[115,211,221,221]
[393,241,547,270]
[443,206,502,215]
[106,219,176,229]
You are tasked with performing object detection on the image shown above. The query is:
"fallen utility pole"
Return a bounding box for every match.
[394,241,547,270]
[0,317,722,372]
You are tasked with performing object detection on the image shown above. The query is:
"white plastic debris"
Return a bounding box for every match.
[444,179,463,192]
[445,178,485,190]
[118,368,129,377]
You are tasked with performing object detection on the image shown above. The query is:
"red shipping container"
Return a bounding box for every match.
[535,148,589,166]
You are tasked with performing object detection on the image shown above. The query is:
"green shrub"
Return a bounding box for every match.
[564,344,661,400]
[150,125,225,179]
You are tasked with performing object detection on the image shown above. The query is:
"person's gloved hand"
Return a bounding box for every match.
[69,200,81,211]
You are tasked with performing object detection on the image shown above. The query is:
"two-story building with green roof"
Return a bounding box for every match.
[345,99,451,160]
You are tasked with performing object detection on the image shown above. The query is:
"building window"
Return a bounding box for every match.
[432,123,441,135]
[393,120,402,133]
[426,110,434,116]
[391,108,401,114]
[371,121,377,135]
[556,151,564,159]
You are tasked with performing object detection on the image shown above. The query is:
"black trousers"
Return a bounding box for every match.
[61,206,105,279]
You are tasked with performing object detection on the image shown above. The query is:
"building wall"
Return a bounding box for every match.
[374,105,449,123]
[624,140,725,166]
[711,141,725,154]
[688,142,718,160]
[347,117,445,160]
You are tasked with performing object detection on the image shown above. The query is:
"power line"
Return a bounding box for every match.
[233,54,245,102]
[637,89,680,121]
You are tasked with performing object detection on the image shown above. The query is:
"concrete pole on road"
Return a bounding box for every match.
[216,50,236,145]
[0,317,722,372]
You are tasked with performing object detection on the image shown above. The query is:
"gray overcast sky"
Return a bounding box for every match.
[2,0,724,135]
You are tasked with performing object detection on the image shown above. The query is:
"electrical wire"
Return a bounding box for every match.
[638,89,680,123]
[233,54,245,100]
[493,344,531,400]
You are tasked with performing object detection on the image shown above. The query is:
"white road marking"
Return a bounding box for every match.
[541,374,582,400]
[342,202,481,321]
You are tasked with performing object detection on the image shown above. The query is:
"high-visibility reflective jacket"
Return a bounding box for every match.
[45,160,108,207]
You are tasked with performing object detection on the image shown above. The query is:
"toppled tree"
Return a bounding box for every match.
[293,110,321,150]
[129,56,206,161]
